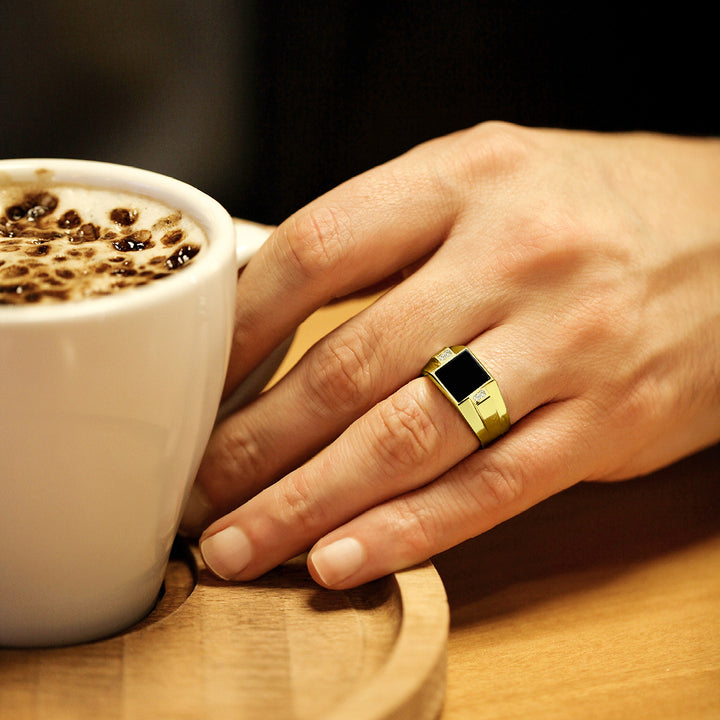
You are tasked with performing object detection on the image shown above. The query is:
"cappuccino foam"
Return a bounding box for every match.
[0,184,207,305]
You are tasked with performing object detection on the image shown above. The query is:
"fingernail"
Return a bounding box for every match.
[179,484,213,537]
[200,526,252,580]
[310,537,365,587]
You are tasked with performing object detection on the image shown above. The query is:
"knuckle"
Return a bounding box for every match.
[274,470,327,532]
[210,420,266,486]
[467,454,525,513]
[616,375,663,433]
[453,121,532,183]
[552,270,641,374]
[282,205,354,282]
[384,498,438,560]
[306,324,379,416]
[368,385,443,472]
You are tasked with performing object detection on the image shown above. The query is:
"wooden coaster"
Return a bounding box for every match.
[0,539,448,720]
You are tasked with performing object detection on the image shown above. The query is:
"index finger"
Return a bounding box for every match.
[225,134,462,391]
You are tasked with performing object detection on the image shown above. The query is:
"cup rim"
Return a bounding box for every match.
[0,158,234,323]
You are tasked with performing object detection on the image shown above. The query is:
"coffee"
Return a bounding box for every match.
[0,184,207,305]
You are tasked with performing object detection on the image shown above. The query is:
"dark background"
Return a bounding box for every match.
[1,1,716,225]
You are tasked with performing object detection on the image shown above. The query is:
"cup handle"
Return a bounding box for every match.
[233,217,274,269]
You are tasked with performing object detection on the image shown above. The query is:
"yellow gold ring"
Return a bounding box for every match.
[422,346,510,448]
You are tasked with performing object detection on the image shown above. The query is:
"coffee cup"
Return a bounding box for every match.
[0,158,283,647]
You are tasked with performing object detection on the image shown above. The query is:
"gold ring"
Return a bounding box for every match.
[422,346,510,448]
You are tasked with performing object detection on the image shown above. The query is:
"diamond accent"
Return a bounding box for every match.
[437,348,454,363]
[473,388,488,403]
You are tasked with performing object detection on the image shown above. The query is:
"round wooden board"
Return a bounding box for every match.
[0,539,448,720]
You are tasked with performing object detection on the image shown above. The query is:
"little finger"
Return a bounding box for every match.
[307,401,592,588]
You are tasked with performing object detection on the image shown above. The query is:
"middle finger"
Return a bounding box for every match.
[187,249,511,530]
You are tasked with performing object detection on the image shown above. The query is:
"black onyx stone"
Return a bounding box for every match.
[435,350,491,403]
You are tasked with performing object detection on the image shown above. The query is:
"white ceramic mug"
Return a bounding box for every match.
[0,159,279,647]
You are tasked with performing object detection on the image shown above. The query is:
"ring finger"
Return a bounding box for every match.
[198,330,551,582]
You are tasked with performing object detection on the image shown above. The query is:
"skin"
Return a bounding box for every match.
[181,122,720,589]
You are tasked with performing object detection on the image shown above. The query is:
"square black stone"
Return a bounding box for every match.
[434,350,491,403]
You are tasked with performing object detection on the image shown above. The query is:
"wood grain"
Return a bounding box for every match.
[435,444,720,719]
[0,543,448,720]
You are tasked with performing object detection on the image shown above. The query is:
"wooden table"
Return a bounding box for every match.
[276,297,720,720]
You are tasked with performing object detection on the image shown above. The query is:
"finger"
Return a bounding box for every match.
[186,222,531,537]
[306,400,592,589]
[197,377,471,580]
[224,135,462,391]
[197,327,559,581]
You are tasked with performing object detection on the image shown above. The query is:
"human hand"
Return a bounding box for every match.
[182,122,720,588]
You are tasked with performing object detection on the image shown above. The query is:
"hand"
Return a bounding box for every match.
[181,122,720,588]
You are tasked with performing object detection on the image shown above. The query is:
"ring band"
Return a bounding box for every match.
[422,346,510,448]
